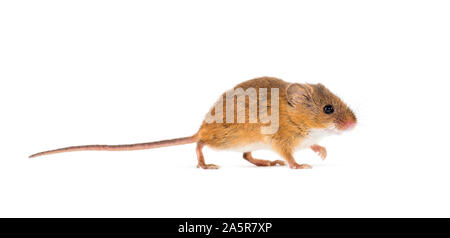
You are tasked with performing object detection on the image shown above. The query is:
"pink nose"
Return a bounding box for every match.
[342,121,356,130]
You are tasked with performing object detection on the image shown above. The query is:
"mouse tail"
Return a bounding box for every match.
[29,135,197,158]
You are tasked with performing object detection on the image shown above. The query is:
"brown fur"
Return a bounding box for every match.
[195,77,356,169]
[30,77,357,170]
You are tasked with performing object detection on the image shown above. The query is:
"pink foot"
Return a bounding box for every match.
[311,144,327,160]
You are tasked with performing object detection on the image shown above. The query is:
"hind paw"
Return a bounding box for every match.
[197,164,220,169]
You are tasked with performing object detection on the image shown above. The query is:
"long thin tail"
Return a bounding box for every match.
[29,136,197,158]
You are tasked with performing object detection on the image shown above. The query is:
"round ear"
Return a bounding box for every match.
[286,83,313,106]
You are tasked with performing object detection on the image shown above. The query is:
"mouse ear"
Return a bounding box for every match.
[286,83,313,106]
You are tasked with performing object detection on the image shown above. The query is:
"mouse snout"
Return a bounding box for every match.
[341,120,356,130]
[336,113,357,131]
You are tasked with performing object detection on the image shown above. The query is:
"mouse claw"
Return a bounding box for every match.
[311,145,327,160]
[197,164,220,169]
[289,163,312,169]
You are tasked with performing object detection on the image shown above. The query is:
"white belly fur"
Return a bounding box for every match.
[224,142,273,152]
[295,128,336,150]
[218,128,337,152]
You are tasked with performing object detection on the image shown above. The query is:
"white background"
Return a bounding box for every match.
[1,1,449,218]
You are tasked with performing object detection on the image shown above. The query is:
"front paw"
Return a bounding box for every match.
[311,145,327,160]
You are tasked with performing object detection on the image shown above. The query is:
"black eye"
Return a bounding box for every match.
[323,104,334,114]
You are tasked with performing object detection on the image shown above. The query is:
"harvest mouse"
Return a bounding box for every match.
[30,77,357,169]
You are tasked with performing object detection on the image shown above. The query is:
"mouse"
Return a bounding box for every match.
[30,76,357,169]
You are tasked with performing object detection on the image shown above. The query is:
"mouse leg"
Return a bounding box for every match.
[196,141,219,169]
[311,144,327,160]
[273,146,312,169]
[243,152,285,166]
